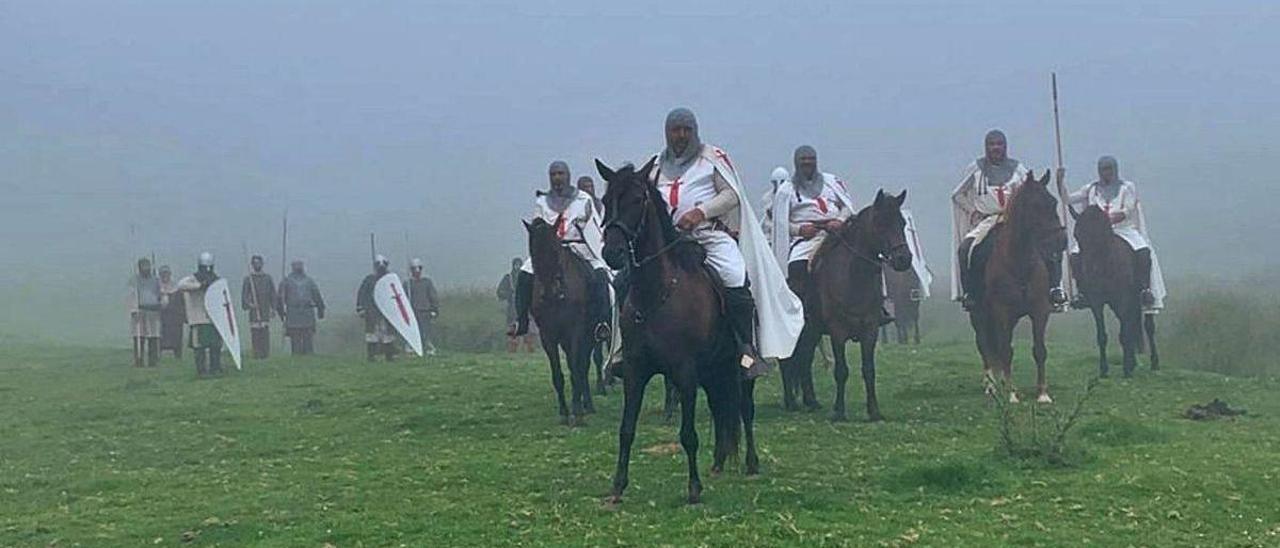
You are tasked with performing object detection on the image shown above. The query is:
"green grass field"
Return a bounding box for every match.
[2,340,1278,547]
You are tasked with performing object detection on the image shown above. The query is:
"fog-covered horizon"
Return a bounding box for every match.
[3,1,1277,343]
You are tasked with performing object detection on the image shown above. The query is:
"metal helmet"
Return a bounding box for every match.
[198,252,215,267]
[771,166,789,184]
[410,258,423,269]
[374,254,389,267]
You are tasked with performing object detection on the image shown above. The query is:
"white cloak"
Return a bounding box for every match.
[1068,180,1167,311]
[949,159,1030,300]
[769,173,855,270]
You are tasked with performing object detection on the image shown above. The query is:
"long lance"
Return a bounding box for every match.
[1052,72,1076,299]
[369,232,377,264]
[279,208,289,341]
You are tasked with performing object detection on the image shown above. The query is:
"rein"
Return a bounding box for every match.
[604,182,690,323]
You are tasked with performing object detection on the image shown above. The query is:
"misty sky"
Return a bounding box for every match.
[2,1,1277,342]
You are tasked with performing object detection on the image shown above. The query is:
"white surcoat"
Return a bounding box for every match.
[949,159,1030,300]
[650,145,804,359]
[1068,179,1166,311]
[521,191,607,273]
[769,174,855,268]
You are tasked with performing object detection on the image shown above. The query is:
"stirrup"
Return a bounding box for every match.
[1049,288,1068,306]
[592,322,610,342]
[960,294,977,312]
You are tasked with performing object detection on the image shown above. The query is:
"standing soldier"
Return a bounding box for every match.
[158,265,186,359]
[176,252,225,376]
[277,259,326,356]
[241,255,276,359]
[128,257,164,367]
[497,257,535,353]
[357,255,399,362]
[407,258,440,356]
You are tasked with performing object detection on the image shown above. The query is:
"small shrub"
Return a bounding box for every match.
[990,376,1099,467]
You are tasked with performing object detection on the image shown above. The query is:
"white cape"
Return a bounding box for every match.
[374,273,424,356]
[203,278,242,370]
[689,146,804,359]
[901,208,933,299]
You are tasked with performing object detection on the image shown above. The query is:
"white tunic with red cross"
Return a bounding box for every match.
[520,190,607,273]
[948,158,1031,300]
[1068,179,1166,310]
[770,173,855,267]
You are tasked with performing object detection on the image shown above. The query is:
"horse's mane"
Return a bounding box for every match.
[812,204,872,269]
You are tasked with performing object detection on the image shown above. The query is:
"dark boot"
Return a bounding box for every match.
[383,343,396,362]
[589,268,611,342]
[1134,248,1154,308]
[209,347,224,375]
[366,343,378,362]
[957,238,978,311]
[133,337,144,367]
[509,270,534,336]
[1068,253,1090,309]
[194,348,208,376]
[725,286,769,379]
[1047,253,1067,307]
[147,339,160,367]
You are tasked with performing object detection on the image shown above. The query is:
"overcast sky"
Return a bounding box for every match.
[2,1,1277,341]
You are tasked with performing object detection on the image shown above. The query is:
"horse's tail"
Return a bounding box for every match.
[704,364,742,461]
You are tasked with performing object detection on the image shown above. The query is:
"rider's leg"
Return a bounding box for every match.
[1134,247,1154,308]
[957,237,977,309]
[1046,251,1067,306]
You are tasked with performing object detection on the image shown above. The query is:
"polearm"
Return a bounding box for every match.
[1051,72,1076,299]
[369,232,377,264]
[280,208,288,341]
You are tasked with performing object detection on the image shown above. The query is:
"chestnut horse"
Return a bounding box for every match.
[969,170,1066,403]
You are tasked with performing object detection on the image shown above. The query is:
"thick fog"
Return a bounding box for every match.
[2,1,1277,344]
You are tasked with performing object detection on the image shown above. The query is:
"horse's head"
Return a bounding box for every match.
[523,217,561,277]
[1073,204,1112,250]
[867,189,913,272]
[1009,170,1067,259]
[596,156,659,270]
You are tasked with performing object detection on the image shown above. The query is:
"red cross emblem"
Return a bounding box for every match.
[221,288,236,337]
[389,282,411,324]
[554,214,567,238]
[668,177,682,209]
[713,148,735,172]
[816,196,828,214]
[995,185,1007,208]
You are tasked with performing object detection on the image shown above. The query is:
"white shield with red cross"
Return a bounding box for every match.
[373,273,423,357]
[202,278,243,370]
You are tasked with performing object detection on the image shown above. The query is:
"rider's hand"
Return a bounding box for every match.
[822,219,844,232]
[799,223,821,239]
[1108,211,1126,224]
[1055,166,1066,184]
[676,208,706,231]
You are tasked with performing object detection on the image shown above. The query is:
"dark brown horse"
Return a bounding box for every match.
[884,267,923,345]
[596,158,758,505]
[781,190,913,421]
[524,218,597,425]
[969,170,1066,403]
[1069,204,1159,377]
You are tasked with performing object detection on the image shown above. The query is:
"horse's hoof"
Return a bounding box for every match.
[783,401,799,412]
[867,412,884,423]
[1036,394,1053,404]
[1099,371,1109,379]
[1009,392,1020,404]
[559,416,570,426]
[709,465,723,477]
[604,494,623,508]
[745,462,760,477]
[687,493,701,505]
[804,402,823,413]
[830,412,849,423]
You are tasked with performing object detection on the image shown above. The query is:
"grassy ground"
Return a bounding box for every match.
[1,341,1278,547]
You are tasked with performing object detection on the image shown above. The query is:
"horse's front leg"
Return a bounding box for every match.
[609,369,651,504]
[543,337,570,424]
[740,377,760,476]
[799,327,823,411]
[1118,305,1139,378]
[830,336,850,422]
[1091,304,1109,377]
[860,329,883,422]
[779,357,799,411]
[676,376,702,505]
[1031,312,1051,404]
[1145,314,1160,371]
